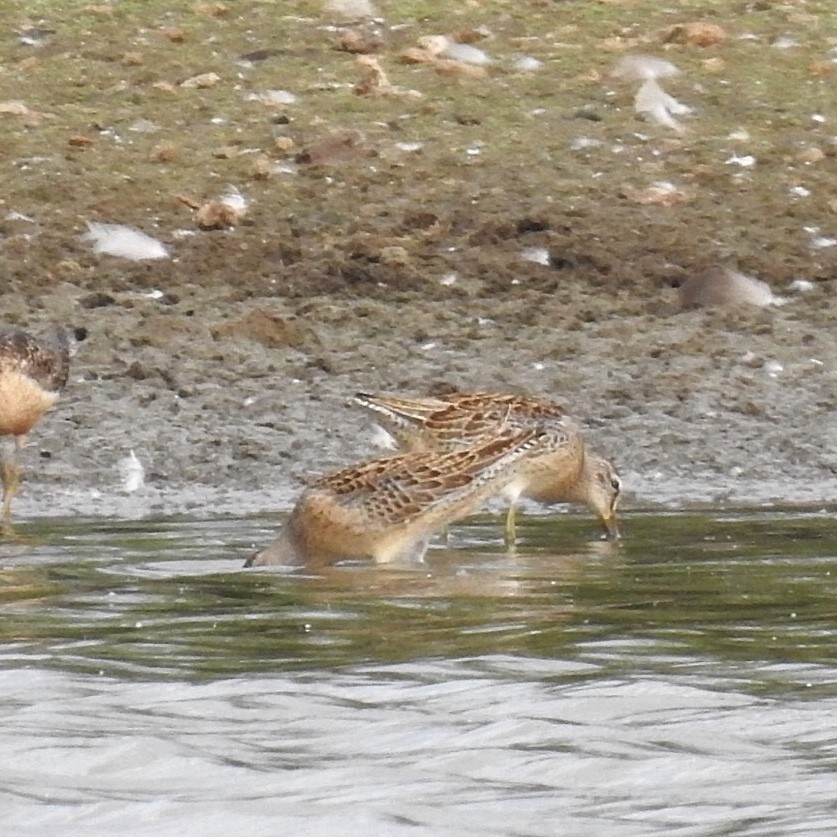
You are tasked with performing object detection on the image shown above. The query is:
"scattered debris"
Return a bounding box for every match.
[401,35,490,78]
[250,89,297,107]
[180,72,221,89]
[219,186,248,216]
[238,49,281,64]
[211,145,239,160]
[0,100,50,126]
[353,55,422,98]
[324,0,380,19]
[417,36,460,62]
[122,51,144,67]
[195,186,249,229]
[84,222,170,260]
[797,146,825,164]
[151,81,177,94]
[438,40,492,67]
[337,28,382,54]
[17,27,55,46]
[610,54,680,81]
[449,26,492,45]
[521,246,550,266]
[162,26,187,44]
[379,246,410,266]
[393,141,424,153]
[5,210,35,223]
[609,55,691,132]
[634,79,692,132]
[622,181,692,206]
[119,450,145,493]
[679,267,784,310]
[512,55,542,73]
[432,57,489,80]
[150,141,178,162]
[725,154,756,167]
[808,59,832,77]
[804,226,836,250]
[138,289,178,305]
[702,56,726,73]
[250,155,272,179]
[79,291,116,309]
[128,118,159,133]
[295,131,373,166]
[195,3,229,18]
[569,136,604,151]
[762,359,783,378]
[661,22,728,47]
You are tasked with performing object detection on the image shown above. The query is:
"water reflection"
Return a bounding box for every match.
[1,510,835,834]
[1,510,836,678]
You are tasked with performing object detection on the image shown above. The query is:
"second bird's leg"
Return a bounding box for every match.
[504,504,518,551]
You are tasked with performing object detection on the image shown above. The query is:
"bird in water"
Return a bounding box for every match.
[0,326,71,521]
[246,424,551,567]
[351,390,621,544]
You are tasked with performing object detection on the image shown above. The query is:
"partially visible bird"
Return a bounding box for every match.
[351,390,621,543]
[0,326,71,520]
[246,425,550,567]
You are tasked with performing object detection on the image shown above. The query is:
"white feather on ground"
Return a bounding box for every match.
[679,268,786,309]
[634,79,692,132]
[84,222,170,260]
[611,54,680,81]
[118,450,146,492]
[440,42,492,66]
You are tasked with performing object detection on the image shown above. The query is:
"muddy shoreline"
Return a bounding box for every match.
[1,2,834,528]
[10,284,837,525]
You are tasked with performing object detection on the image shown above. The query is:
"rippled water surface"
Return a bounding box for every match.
[2,510,836,836]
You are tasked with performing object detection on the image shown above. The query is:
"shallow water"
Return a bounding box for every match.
[1,510,835,836]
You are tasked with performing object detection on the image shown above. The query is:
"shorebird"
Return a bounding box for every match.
[351,390,621,543]
[246,425,550,567]
[0,326,71,520]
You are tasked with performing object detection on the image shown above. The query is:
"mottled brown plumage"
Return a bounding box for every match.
[0,326,71,519]
[352,390,621,542]
[247,426,550,567]
[353,390,568,450]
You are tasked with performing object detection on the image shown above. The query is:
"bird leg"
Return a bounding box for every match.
[504,504,518,551]
[1,436,24,521]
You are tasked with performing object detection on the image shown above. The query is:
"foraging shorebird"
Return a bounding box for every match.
[246,425,550,567]
[351,391,621,543]
[0,326,71,520]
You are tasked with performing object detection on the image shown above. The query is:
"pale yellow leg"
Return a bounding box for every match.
[504,504,517,551]
[1,438,23,522]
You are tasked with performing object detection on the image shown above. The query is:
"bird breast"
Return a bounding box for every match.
[0,371,59,437]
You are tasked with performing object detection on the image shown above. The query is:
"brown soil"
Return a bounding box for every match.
[1,1,835,522]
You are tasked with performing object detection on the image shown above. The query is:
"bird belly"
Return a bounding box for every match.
[523,473,576,504]
[0,372,58,437]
